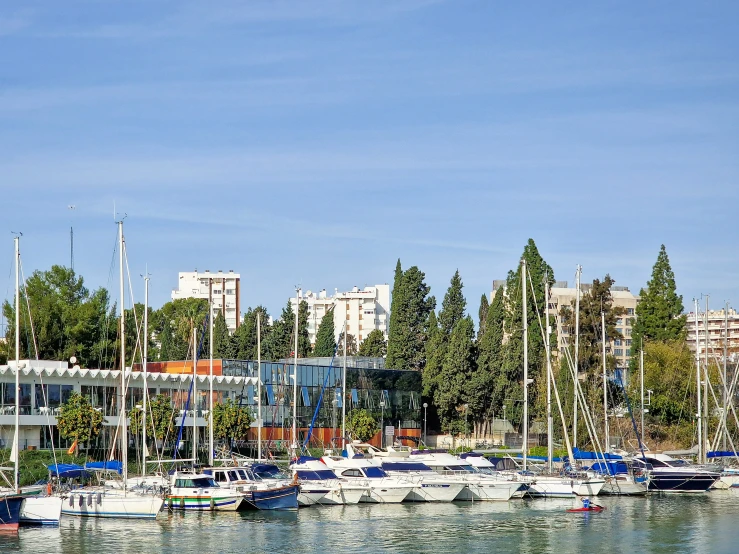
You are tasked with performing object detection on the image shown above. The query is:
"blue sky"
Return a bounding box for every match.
[1,0,737,325]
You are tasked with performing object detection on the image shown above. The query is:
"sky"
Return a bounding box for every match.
[1,0,738,327]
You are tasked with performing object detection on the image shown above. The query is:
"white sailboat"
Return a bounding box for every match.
[0,235,63,526]
[61,220,163,519]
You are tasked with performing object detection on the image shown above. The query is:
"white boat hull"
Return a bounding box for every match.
[297,489,329,506]
[601,477,648,496]
[405,482,465,502]
[62,490,164,518]
[456,480,521,501]
[528,477,605,497]
[317,486,366,505]
[360,485,413,504]
[21,496,63,525]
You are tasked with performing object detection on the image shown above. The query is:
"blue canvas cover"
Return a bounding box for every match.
[48,463,89,478]
[85,461,123,474]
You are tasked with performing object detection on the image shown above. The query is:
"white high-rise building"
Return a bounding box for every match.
[291,285,391,348]
[171,270,241,333]
[686,307,739,363]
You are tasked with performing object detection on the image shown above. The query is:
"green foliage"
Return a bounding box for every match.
[358,329,387,357]
[212,312,234,358]
[233,306,270,360]
[529,446,568,458]
[477,294,489,340]
[152,298,209,361]
[263,300,310,360]
[386,260,435,370]
[211,399,252,441]
[438,270,466,335]
[470,287,505,426]
[2,266,117,368]
[632,245,687,356]
[129,394,175,441]
[435,317,476,430]
[337,332,358,356]
[346,409,379,442]
[56,392,104,445]
[313,309,337,357]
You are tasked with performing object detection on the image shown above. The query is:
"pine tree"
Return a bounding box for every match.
[263,301,294,360]
[435,316,476,431]
[233,306,270,360]
[313,308,337,357]
[422,311,443,397]
[438,270,466,335]
[632,245,687,355]
[477,293,489,341]
[159,319,175,361]
[385,262,435,370]
[337,332,358,356]
[298,300,311,357]
[212,312,233,358]
[358,329,387,357]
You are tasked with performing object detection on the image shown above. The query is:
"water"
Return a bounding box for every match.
[4,492,739,553]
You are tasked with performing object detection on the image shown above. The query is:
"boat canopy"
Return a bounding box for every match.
[295,456,321,464]
[589,461,629,475]
[571,448,623,461]
[48,463,89,478]
[381,462,432,472]
[84,461,123,474]
[485,457,520,471]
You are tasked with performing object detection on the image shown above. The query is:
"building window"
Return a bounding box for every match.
[625,328,632,336]
[225,289,235,295]
[625,339,632,346]
[617,318,624,326]
[625,349,632,357]
[614,339,622,346]
[213,289,222,295]
[614,348,623,356]
[627,308,635,315]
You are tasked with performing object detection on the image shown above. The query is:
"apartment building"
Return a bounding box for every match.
[171,270,241,333]
[492,280,640,372]
[686,308,739,363]
[290,285,391,348]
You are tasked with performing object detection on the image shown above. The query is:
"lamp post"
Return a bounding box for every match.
[422,403,428,445]
[379,399,386,449]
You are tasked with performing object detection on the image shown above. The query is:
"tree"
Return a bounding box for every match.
[129,394,175,444]
[152,298,209,361]
[313,308,337,357]
[358,330,387,357]
[212,312,234,358]
[262,300,310,360]
[346,408,379,442]
[386,261,435,371]
[477,294,489,341]
[337,332,358,356]
[632,245,687,356]
[211,399,252,443]
[232,306,270,360]
[56,392,104,452]
[434,316,476,431]
[438,270,466,335]
[158,319,176,361]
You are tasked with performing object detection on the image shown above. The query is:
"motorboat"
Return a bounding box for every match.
[458,453,531,498]
[632,453,720,493]
[246,463,323,508]
[320,456,414,503]
[290,457,366,505]
[375,461,466,502]
[166,471,242,511]
[203,466,300,510]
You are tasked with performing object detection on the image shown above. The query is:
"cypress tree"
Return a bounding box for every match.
[477,293,489,341]
[386,259,405,369]
[632,245,687,354]
[435,316,476,431]
[212,312,233,359]
[313,309,337,357]
[358,330,387,357]
[438,270,466,335]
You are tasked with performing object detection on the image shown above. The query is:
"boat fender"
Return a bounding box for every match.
[47,482,52,496]
[97,493,102,505]
[87,494,93,507]
[79,494,84,507]
[69,495,74,507]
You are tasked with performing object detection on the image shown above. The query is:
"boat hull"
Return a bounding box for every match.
[405,482,465,502]
[360,485,413,504]
[242,485,299,511]
[20,496,63,526]
[317,486,365,506]
[527,477,605,497]
[647,471,719,493]
[63,491,164,518]
[298,488,329,507]
[456,480,524,501]
[167,494,241,511]
[0,495,23,531]
[600,477,648,496]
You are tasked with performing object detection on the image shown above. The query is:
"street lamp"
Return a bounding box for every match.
[379,399,386,449]
[423,403,428,445]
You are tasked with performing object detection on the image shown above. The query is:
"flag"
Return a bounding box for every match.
[67,439,78,455]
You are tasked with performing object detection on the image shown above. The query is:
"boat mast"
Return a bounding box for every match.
[118,220,128,490]
[573,265,581,447]
[640,345,644,449]
[602,311,609,453]
[142,273,149,472]
[724,301,729,452]
[13,235,20,492]
[257,311,262,461]
[545,275,553,473]
[292,289,299,457]
[694,299,702,464]
[703,295,709,463]
[208,298,214,466]
[522,259,528,471]
[342,315,347,444]
[192,326,197,470]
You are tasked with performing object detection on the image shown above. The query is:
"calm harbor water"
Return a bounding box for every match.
[4,492,739,553]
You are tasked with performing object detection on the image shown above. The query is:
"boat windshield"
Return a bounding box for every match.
[253,465,287,479]
[363,467,389,478]
[472,467,496,475]
[297,469,337,481]
[175,477,217,488]
[443,465,475,473]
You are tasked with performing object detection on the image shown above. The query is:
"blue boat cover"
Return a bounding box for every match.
[296,469,337,480]
[708,451,739,458]
[381,462,431,471]
[571,448,623,460]
[296,456,321,464]
[85,461,123,474]
[459,453,483,459]
[589,461,628,475]
[48,463,89,478]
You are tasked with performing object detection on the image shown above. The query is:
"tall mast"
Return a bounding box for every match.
[292,289,300,457]
[13,235,20,492]
[545,275,553,473]
[602,311,609,453]
[703,296,709,463]
[208,299,214,466]
[142,273,149,471]
[118,221,128,489]
[190,327,198,469]
[724,302,729,452]
[694,299,702,464]
[573,265,581,447]
[257,311,262,461]
[640,346,644,449]
[342,314,347,443]
[522,259,528,471]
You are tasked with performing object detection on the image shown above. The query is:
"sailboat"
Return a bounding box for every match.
[0,236,63,527]
[59,220,163,518]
